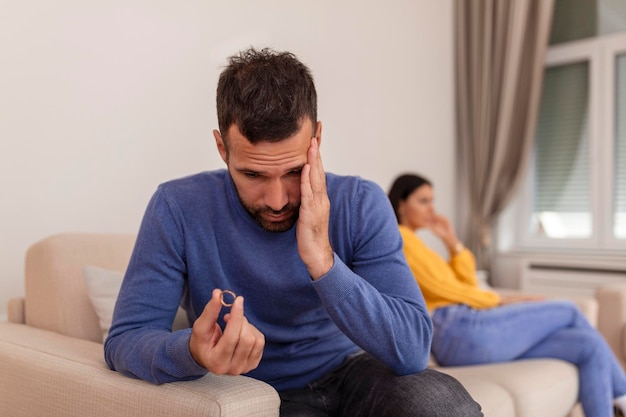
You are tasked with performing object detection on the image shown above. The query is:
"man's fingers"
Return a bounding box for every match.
[308,138,326,193]
[228,321,265,375]
[189,289,224,368]
[214,296,246,359]
[190,290,265,376]
[212,296,265,375]
[301,163,312,199]
[194,289,223,332]
[297,136,333,279]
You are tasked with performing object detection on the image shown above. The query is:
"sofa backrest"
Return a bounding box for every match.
[24,233,136,343]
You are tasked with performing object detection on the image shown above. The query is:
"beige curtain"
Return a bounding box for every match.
[455,0,554,270]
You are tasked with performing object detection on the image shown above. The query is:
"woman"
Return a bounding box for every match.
[388,173,626,417]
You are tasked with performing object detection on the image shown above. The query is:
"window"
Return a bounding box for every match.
[502,0,626,252]
[532,61,592,239]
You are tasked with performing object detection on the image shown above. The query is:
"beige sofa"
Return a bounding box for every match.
[0,234,596,417]
[597,284,626,372]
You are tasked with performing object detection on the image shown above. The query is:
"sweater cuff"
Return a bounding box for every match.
[168,328,209,378]
[311,253,358,306]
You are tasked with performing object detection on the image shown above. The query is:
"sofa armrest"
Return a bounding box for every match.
[0,323,280,417]
[596,284,626,370]
[7,297,25,324]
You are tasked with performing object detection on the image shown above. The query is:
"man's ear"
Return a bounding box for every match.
[314,121,323,146]
[213,129,228,163]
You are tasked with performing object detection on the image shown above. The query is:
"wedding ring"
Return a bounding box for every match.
[220,290,237,307]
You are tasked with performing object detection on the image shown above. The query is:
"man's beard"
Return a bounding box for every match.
[241,200,300,232]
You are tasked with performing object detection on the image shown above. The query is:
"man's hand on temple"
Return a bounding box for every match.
[297,137,334,280]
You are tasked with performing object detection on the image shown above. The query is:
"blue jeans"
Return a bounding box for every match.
[278,351,483,417]
[431,300,626,417]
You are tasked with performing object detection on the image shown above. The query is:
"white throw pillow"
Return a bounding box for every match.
[83,266,124,342]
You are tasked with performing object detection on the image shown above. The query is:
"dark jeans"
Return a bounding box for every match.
[278,352,482,417]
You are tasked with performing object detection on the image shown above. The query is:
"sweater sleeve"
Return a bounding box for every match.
[449,250,479,286]
[399,226,500,311]
[311,182,433,375]
[104,187,208,384]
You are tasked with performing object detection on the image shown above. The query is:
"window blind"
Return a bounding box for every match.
[534,62,591,214]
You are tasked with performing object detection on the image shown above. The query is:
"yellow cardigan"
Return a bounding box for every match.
[399,225,500,312]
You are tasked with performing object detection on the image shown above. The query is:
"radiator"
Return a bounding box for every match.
[521,262,626,297]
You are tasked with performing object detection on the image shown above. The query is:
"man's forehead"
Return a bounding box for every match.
[224,119,315,143]
[226,126,311,173]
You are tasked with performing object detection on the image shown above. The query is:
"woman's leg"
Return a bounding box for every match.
[431,300,586,365]
[520,326,626,417]
[432,300,626,417]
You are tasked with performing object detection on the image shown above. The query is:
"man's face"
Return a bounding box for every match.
[214,120,320,232]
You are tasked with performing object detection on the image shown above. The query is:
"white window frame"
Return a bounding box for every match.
[503,31,626,254]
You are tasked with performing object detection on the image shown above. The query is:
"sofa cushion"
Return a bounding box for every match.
[83,266,124,342]
[82,265,190,342]
[438,359,578,417]
[443,375,515,417]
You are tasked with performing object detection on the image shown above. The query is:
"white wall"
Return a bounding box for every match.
[0,0,455,318]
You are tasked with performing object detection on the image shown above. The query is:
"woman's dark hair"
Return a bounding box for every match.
[216,47,317,145]
[387,173,432,223]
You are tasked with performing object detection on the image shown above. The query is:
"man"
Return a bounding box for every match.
[105,47,482,416]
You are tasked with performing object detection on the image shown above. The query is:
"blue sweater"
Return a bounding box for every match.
[104,170,432,391]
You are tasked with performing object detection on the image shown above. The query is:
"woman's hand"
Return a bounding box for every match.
[429,214,461,255]
[498,293,546,305]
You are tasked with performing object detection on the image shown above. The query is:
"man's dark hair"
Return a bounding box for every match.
[216,47,317,144]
